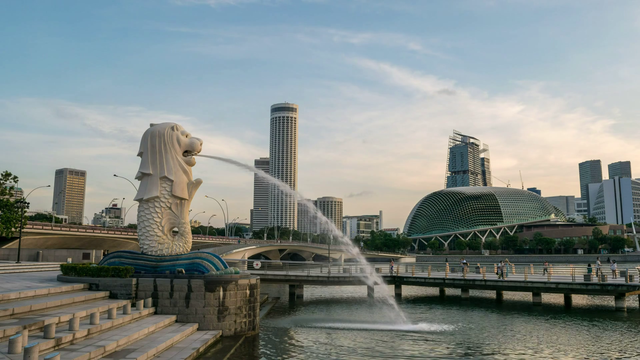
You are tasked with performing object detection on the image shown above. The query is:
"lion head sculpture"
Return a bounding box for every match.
[134,123,203,201]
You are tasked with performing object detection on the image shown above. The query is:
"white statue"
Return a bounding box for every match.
[134,123,203,255]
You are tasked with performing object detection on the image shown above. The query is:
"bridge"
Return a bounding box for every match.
[225,259,640,311]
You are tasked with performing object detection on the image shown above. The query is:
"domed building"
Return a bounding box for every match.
[404,187,566,250]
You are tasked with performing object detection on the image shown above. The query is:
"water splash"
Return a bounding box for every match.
[198,154,408,324]
[306,322,455,332]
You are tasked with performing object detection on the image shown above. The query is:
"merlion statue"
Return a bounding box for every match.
[134,123,203,255]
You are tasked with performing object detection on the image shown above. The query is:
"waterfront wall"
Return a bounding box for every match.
[137,276,260,336]
[416,254,640,264]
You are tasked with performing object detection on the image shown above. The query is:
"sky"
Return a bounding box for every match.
[1,0,640,230]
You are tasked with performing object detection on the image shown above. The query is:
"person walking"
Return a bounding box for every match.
[389,260,395,275]
[542,261,549,276]
[610,260,617,279]
[595,257,602,277]
[497,261,505,280]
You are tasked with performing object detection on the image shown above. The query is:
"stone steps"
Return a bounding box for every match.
[35,314,176,360]
[0,291,110,320]
[0,284,87,303]
[100,323,198,360]
[0,298,131,341]
[0,308,156,359]
[152,330,222,360]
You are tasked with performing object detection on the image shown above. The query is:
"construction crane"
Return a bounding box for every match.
[492,175,511,188]
[519,170,524,190]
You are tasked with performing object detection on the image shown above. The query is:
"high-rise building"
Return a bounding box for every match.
[588,177,640,224]
[297,199,318,234]
[578,160,602,214]
[544,195,576,219]
[608,161,632,179]
[342,212,383,239]
[269,103,299,230]
[445,130,491,188]
[52,168,87,224]
[316,196,343,234]
[251,157,270,231]
[527,187,541,196]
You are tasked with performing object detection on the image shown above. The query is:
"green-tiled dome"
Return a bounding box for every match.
[403,187,566,237]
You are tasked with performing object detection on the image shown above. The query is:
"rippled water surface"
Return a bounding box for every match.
[221,285,640,359]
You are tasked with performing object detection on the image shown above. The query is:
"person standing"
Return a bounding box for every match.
[595,257,602,277]
[542,261,549,276]
[390,260,395,275]
[611,260,617,279]
[497,261,504,280]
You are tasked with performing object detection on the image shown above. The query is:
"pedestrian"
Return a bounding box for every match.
[611,260,617,279]
[542,260,549,276]
[497,261,504,280]
[390,260,395,275]
[595,257,602,277]
[607,257,611,264]
[587,263,593,275]
[460,258,465,275]
[360,241,364,251]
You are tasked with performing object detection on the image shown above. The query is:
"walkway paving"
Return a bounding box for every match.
[0,270,64,294]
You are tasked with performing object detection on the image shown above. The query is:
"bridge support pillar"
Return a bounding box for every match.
[439,287,446,298]
[394,283,402,300]
[615,294,626,311]
[289,284,303,302]
[496,291,503,302]
[532,292,542,306]
[367,285,375,299]
[564,294,572,308]
[461,288,469,300]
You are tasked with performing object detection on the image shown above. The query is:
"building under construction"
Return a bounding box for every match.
[445,130,491,188]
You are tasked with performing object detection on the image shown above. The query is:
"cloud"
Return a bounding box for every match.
[346,190,374,198]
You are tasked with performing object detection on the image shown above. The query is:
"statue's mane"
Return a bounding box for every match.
[134,123,192,201]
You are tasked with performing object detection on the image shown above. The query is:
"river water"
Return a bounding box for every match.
[223,285,640,359]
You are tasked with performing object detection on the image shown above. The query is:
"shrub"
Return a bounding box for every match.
[60,264,134,278]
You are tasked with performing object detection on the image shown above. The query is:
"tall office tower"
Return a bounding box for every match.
[297,199,318,234]
[608,161,632,179]
[269,103,299,230]
[52,168,87,224]
[445,130,491,188]
[251,157,270,231]
[316,196,343,234]
[578,159,602,213]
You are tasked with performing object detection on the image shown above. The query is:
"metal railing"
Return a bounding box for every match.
[225,259,640,284]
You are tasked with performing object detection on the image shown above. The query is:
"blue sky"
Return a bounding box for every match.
[2,0,640,229]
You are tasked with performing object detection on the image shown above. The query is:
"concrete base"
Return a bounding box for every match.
[44,323,56,339]
[23,342,38,360]
[136,300,144,311]
[57,275,136,299]
[69,317,80,331]
[8,334,22,354]
[461,288,470,300]
[564,294,572,308]
[394,283,402,300]
[615,295,626,311]
[496,291,504,302]
[123,303,131,315]
[90,312,100,325]
[21,329,28,346]
[108,307,117,319]
[289,284,303,301]
[439,287,446,298]
[532,292,542,306]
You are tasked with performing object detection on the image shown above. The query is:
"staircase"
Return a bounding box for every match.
[0,263,61,275]
[0,283,220,360]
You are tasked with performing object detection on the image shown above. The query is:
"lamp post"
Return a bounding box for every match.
[16,184,51,263]
[231,218,247,238]
[113,174,138,192]
[222,199,230,237]
[205,196,228,236]
[206,214,217,237]
[52,189,64,226]
[123,203,138,228]
[84,216,90,225]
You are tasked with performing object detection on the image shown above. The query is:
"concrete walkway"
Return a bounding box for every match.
[0,271,65,294]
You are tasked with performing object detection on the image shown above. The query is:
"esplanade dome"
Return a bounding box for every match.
[403,187,566,238]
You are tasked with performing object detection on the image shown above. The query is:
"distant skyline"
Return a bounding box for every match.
[1,1,640,229]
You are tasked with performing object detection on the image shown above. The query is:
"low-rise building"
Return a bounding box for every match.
[92,204,124,228]
[343,211,383,239]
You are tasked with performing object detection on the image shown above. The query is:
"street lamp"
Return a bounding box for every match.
[113,174,138,192]
[231,218,247,237]
[123,203,138,227]
[205,196,228,236]
[52,189,64,226]
[206,214,217,237]
[16,184,51,263]
[222,199,230,237]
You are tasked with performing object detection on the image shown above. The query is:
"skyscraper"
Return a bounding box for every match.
[297,199,318,234]
[269,103,298,230]
[251,157,270,231]
[52,168,87,224]
[578,160,602,213]
[445,130,491,188]
[608,161,632,179]
[316,196,343,234]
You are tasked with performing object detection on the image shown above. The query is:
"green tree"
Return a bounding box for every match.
[609,236,627,253]
[500,235,520,251]
[539,237,557,253]
[0,171,26,239]
[455,239,468,251]
[126,223,137,230]
[467,238,482,251]
[364,230,411,253]
[559,238,576,254]
[587,238,600,253]
[584,215,599,225]
[484,238,499,251]
[592,227,604,243]
[26,213,63,224]
[427,239,440,253]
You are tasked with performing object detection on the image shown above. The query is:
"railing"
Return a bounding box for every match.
[225,259,640,284]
